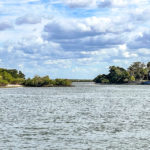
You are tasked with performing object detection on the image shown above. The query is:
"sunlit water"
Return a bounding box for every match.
[0,82,150,150]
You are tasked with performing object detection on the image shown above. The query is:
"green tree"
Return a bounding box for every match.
[129,75,135,82]
[108,66,130,83]
[147,62,150,69]
[93,74,109,83]
[23,76,72,87]
[18,71,25,79]
[128,62,146,80]
[0,80,8,86]
[8,69,18,78]
[2,71,13,82]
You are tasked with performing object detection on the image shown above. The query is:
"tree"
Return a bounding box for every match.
[8,69,18,78]
[42,76,51,86]
[18,71,25,79]
[108,66,130,83]
[0,80,8,86]
[147,62,150,69]
[2,71,13,82]
[128,62,146,80]
[93,74,109,83]
[23,76,72,87]
[129,76,135,82]
[93,66,130,84]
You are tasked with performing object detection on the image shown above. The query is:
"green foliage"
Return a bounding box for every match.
[24,76,46,87]
[108,66,130,83]
[18,71,25,78]
[11,78,25,84]
[0,68,25,86]
[2,71,13,82]
[147,62,150,69]
[94,62,150,84]
[128,62,146,80]
[129,75,135,82]
[55,79,72,86]
[0,80,8,86]
[94,66,130,84]
[93,74,109,83]
[24,76,72,87]
[0,68,25,79]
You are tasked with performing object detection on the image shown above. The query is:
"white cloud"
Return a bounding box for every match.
[62,0,149,8]
[63,0,97,8]
[16,15,41,25]
[1,0,150,78]
[122,51,138,58]
[119,44,127,51]
[138,48,150,55]
[0,22,13,31]
[0,0,40,5]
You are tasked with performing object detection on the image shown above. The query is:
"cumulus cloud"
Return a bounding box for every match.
[43,16,132,40]
[1,0,150,78]
[62,0,143,8]
[16,15,41,25]
[43,16,131,53]
[62,0,98,8]
[63,0,112,8]
[0,22,12,31]
[128,32,150,49]
[0,0,39,5]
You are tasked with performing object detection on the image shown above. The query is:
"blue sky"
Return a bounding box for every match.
[0,0,150,79]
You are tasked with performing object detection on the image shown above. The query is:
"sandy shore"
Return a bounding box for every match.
[5,84,24,88]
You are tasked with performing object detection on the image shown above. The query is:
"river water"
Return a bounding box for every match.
[0,82,150,150]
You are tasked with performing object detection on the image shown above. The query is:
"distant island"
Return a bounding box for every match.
[94,62,150,85]
[70,79,93,82]
[1,61,150,87]
[0,68,72,87]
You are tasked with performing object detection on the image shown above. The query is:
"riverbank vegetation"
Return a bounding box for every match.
[0,68,25,86]
[94,62,150,84]
[24,76,72,87]
[0,68,72,87]
[70,79,93,82]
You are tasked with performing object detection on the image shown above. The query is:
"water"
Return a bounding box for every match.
[0,82,150,150]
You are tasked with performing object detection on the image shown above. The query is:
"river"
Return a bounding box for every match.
[0,82,150,150]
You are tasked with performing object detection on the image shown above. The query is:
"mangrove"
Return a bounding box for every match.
[94,62,150,84]
[0,68,72,87]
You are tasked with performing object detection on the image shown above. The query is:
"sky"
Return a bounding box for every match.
[0,0,150,79]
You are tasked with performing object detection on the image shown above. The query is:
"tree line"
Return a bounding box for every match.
[1,62,150,86]
[0,68,72,87]
[0,68,25,86]
[94,62,150,84]
[24,76,72,87]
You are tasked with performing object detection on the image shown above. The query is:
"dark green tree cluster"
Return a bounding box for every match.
[94,62,150,84]
[24,76,72,87]
[128,62,148,80]
[0,68,25,86]
[94,66,130,84]
[0,68,72,87]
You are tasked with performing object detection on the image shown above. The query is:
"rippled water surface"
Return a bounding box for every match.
[1,82,150,150]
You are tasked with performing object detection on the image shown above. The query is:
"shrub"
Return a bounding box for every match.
[0,80,8,86]
[23,76,72,87]
[129,76,135,82]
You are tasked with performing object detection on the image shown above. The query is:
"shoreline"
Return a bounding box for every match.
[6,84,24,88]
[0,84,24,88]
[94,82,150,85]
[0,84,74,88]
[1,82,150,88]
